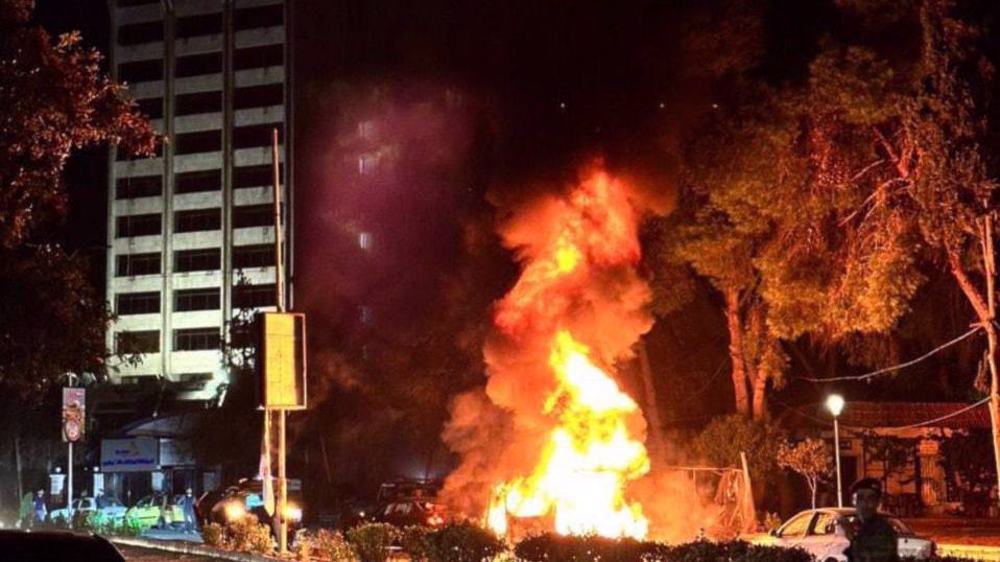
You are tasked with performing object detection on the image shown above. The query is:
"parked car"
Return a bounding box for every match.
[370,499,446,528]
[0,530,125,562]
[197,477,303,534]
[50,496,127,524]
[124,493,184,530]
[760,508,934,561]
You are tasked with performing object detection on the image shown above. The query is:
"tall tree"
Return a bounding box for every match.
[776,0,1000,500]
[0,0,157,500]
[0,0,156,248]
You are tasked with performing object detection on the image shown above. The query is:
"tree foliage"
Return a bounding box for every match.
[777,438,832,509]
[0,0,157,248]
[0,245,112,400]
[693,413,786,486]
[654,0,1000,419]
[0,0,156,413]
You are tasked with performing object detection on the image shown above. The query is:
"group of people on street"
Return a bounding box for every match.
[17,487,198,534]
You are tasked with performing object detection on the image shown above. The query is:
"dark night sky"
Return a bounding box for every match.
[36,0,972,441]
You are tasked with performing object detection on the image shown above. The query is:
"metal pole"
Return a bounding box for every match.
[834,417,843,508]
[278,410,287,553]
[67,442,73,510]
[271,127,288,554]
[272,128,284,312]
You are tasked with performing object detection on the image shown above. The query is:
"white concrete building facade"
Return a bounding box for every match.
[106,0,291,401]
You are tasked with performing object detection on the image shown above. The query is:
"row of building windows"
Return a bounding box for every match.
[118,44,283,83]
[115,204,279,237]
[136,86,281,121]
[115,245,276,276]
[117,328,220,353]
[116,319,269,354]
[115,284,276,315]
[117,123,283,158]
[116,165,282,199]
[117,5,282,46]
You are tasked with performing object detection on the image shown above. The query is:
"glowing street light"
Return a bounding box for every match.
[826,394,845,507]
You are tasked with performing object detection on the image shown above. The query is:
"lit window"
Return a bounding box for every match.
[358,153,379,176]
[358,120,376,139]
[358,231,373,251]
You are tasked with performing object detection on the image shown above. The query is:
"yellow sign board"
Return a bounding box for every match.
[259,312,307,410]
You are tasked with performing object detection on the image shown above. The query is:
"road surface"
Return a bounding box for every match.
[117,543,218,561]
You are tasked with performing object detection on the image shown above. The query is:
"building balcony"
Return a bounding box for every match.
[175,74,224,95]
[114,196,163,216]
[116,42,164,63]
[171,350,224,374]
[234,106,285,127]
[171,310,223,329]
[175,113,223,134]
[109,353,162,378]
[115,157,164,178]
[235,26,285,49]
[172,270,223,290]
[235,66,284,88]
[116,4,163,25]
[175,34,224,57]
[174,191,223,210]
[111,275,163,294]
[174,152,224,173]
[112,234,163,254]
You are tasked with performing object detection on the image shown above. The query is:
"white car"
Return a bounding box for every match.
[50,496,128,524]
[761,508,934,561]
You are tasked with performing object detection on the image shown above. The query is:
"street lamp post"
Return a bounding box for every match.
[826,394,845,508]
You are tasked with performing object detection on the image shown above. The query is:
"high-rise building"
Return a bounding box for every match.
[106,0,291,401]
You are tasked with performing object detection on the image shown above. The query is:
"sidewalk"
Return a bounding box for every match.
[111,536,277,562]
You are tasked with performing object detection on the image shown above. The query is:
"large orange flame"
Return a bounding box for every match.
[486,170,651,539]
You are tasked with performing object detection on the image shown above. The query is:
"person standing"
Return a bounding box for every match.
[32,490,47,526]
[180,488,197,533]
[840,478,899,562]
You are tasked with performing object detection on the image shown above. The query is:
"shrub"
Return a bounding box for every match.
[225,514,274,554]
[513,537,812,562]
[297,528,357,562]
[514,533,657,562]
[202,522,225,548]
[346,523,399,562]
[425,522,507,562]
[401,526,433,561]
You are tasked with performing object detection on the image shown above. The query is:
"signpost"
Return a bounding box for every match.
[258,127,307,554]
[62,387,85,507]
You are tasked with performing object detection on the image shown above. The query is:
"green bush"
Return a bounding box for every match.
[514,533,659,562]
[346,523,399,562]
[513,536,812,562]
[225,514,274,554]
[202,522,225,548]
[296,528,357,562]
[400,526,433,561]
[424,522,506,562]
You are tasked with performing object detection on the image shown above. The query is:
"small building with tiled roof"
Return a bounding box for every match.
[780,400,993,517]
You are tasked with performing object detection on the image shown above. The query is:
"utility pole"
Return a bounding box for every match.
[271,128,288,555]
[981,212,1000,509]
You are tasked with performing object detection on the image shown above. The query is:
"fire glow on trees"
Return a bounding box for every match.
[476,167,657,539]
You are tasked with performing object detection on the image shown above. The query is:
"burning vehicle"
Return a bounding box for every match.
[439,166,704,542]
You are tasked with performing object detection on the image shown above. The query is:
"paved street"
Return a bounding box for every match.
[117,544,218,561]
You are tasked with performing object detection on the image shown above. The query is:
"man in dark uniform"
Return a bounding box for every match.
[841,478,898,562]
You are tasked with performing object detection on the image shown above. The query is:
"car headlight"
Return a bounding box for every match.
[224,501,246,521]
[283,503,302,522]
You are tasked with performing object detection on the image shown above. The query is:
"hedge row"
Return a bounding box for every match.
[258,522,981,562]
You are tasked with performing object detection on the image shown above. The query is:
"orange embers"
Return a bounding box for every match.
[486,170,651,539]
